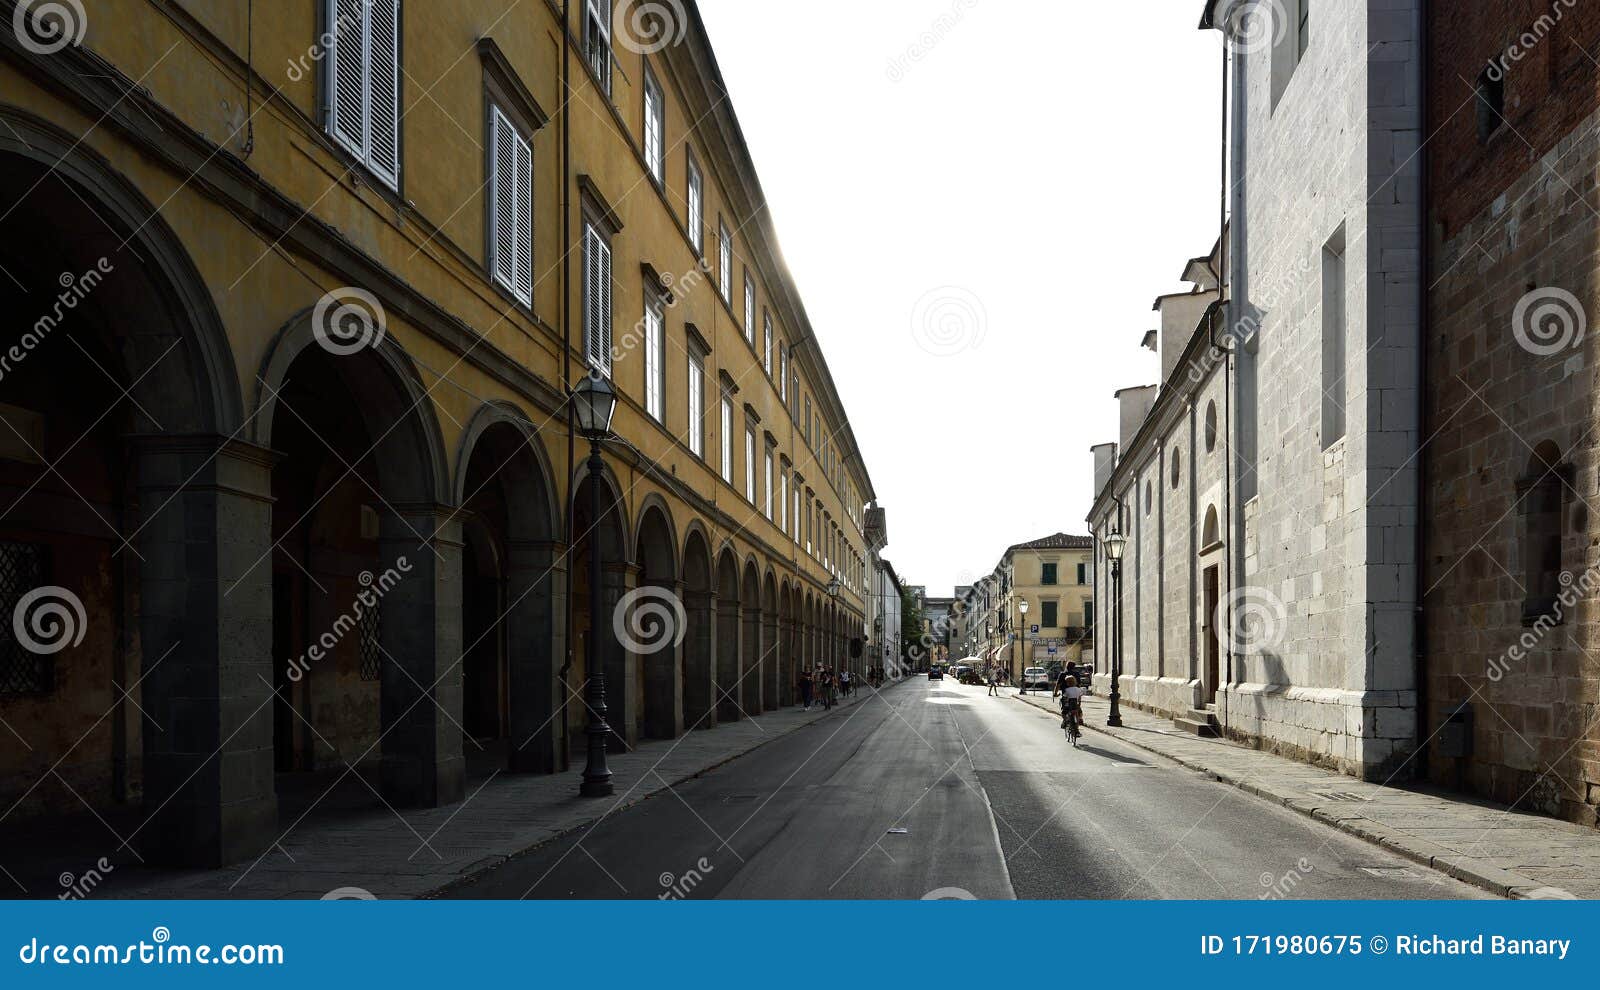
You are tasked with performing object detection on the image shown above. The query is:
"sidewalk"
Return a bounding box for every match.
[1014,691,1600,899]
[99,683,896,900]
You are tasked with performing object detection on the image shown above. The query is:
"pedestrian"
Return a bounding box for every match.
[799,667,813,710]
[841,668,851,698]
[986,665,998,697]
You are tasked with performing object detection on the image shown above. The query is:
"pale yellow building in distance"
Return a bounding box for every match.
[961,534,1094,679]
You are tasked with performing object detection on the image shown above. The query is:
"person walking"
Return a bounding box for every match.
[986,665,999,697]
[799,666,813,711]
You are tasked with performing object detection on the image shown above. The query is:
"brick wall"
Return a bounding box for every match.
[1425,1,1600,825]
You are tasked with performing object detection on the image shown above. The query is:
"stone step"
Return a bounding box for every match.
[1174,716,1220,738]
[1185,707,1220,725]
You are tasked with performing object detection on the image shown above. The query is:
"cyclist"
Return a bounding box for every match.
[1059,674,1085,731]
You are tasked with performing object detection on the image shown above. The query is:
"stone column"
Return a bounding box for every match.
[742,599,763,717]
[507,540,565,774]
[133,435,278,867]
[684,588,717,731]
[716,596,742,723]
[378,505,465,808]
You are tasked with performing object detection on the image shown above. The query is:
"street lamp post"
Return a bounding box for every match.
[574,371,618,797]
[1102,528,1127,728]
[826,577,841,672]
[1016,598,1029,695]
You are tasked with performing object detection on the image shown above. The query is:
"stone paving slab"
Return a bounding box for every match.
[107,686,899,900]
[1013,691,1600,900]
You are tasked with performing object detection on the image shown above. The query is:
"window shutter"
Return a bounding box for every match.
[512,130,534,305]
[365,0,401,189]
[583,227,599,370]
[328,0,366,157]
[489,107,516,292]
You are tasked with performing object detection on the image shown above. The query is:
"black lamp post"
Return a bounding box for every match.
[1016,598,1029,695]
[1103,528,1127,728]
[574,371,618,797]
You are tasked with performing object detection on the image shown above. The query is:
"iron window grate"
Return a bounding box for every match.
[0,541,52,697]
[358,600,381,682]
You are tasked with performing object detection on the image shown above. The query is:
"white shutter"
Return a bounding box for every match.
[327,0,366,157]
[645,304,663,421]
[512,129,534,305]
[583,227,613,375]
[365,0,401,189]
[489,107,516,293]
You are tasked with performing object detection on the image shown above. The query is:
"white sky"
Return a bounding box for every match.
[696,0,1224,596]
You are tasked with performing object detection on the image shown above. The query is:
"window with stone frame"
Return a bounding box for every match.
[1518,442,1570,625]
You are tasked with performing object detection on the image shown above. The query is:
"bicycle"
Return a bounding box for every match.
[1062,702,1081,748]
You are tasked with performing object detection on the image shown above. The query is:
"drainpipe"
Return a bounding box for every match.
[1413,0,1431,782]
[559,0,575,769]
[1221,26,1244,740]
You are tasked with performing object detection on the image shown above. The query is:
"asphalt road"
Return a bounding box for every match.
[441,677,1489,900]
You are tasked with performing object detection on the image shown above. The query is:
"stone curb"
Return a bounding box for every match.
[426,682,903,898]
[1009,692,1543,900]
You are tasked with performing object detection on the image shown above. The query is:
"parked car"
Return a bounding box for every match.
[1022,667,1052,690]
[928,667,943,681]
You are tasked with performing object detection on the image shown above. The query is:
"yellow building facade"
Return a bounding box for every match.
[0,0,875,865]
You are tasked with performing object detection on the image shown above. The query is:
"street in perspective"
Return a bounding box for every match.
[1,0,1600,958]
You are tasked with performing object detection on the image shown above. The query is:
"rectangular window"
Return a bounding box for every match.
[792,487,801,545]
[582,223,613,375]
[686,154,703,254]
[488,105,533,306]
[0,541,52,697]
[745,429,756,503]
[1041,601,1058,629]
[779,347,788,404]
[1041,563,1058,586]
[643,66,664,185]
[763,311,773,374]
[326,0,401,190]
[743,273,755,344]
[720,396,734,483]
[719,220,732,303]
[804,397,812,446]
[1321,225,1347,448]
[583,0,611,91]
[764,449,774,519]
[643,300,664,422]
[780,470,788,531]
[1084,603,1094,628]
[687,354,704,457]
[1077,562,1087,585]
